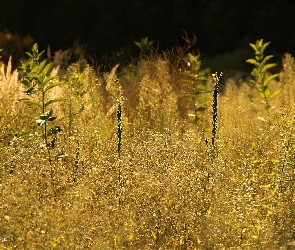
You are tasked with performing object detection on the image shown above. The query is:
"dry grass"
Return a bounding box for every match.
[1,50,295,249]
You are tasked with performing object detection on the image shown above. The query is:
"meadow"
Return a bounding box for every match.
[1,38,295,249]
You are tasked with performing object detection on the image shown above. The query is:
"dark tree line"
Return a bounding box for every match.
[0,0,294,58]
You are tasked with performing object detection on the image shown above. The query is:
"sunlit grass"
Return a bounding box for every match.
[1,46,295,249]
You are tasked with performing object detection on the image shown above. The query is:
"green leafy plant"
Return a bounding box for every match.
[183,53,210,125]
[246,39,280,110]
[134,37,155,54]
[18,43,65,174]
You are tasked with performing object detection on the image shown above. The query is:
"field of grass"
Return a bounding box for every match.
[1,43,295,249]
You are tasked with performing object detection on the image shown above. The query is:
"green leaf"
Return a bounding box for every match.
[36,51,45,61]
[134,41,142,49]
[25,52,33,58]
[143,37,148,45]
[262,63,277,72]
[258,86,271,97]
[261,55,274,65]
[261,41,271,54]
[251,68,262,78]
[264,74,279,86]
[37,60,47,74]
[188,53,196,63]
[32,43,38,53]
[269,90,280,101]
[24,86,37,95]
[47,126,62,136]
[44,97,66,108]
[256,39,263,49]
[31,65,39,73]
[44,81,64,93]
[18,98,41,107]
[255,54,264,62]
[199,96,210,103]
[196,106,207,112]
[40,109,53,120]
[48,116,57,121]
[249,43,258,53]
[21,79,31,88]
[246,59,259,66]
[42,62,53,76]
[44,75,59,85]
[197,84,210,93]
[31,75,43,85]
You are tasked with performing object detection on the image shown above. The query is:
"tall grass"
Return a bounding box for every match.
[1,43,295,249]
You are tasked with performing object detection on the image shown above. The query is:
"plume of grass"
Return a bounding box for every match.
[137,58,178,134]
[279,53,295,108]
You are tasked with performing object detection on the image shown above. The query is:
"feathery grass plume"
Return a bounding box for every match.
[0,56,19,86]
[103,64,127,205]
[279,53,295,107]
[0,56,22,106]
[104,64,123,115]
[64,59,88,137]
[62,59,104,179]
[0,54,26,147]
[137,58,177,133]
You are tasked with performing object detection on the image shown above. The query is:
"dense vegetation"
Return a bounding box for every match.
[1,37,295,249]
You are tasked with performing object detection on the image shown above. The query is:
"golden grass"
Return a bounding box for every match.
[1,52,295,249]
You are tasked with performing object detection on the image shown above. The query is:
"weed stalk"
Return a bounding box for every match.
[116,97,123,206]
[73,140,80,183]
[205,72,223,156]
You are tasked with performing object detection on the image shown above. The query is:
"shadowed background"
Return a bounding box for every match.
[0,0,294,70]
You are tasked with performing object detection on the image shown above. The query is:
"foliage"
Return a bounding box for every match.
[246,39,280,110]
[182,52,210,125]
[134,37,155,54]
[18,43,65,182]
[19,44,65,143]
